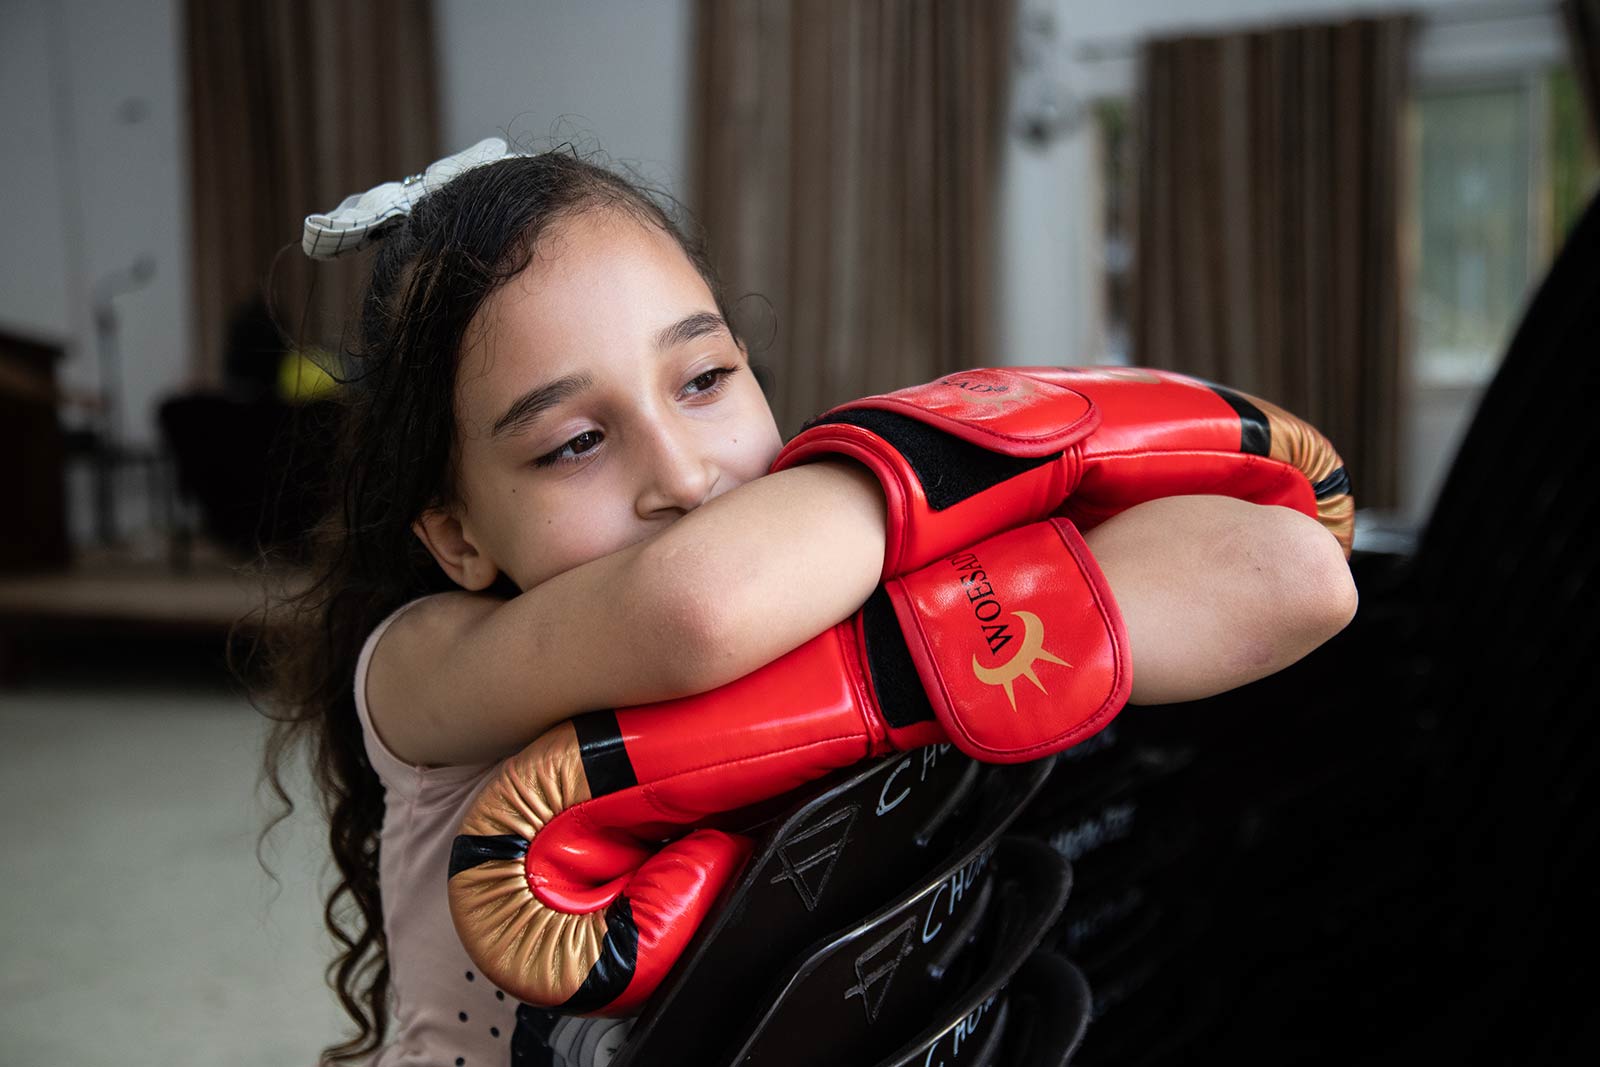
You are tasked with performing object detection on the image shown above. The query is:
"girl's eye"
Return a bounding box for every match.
[534,430,603,468]
[683,366,737,397]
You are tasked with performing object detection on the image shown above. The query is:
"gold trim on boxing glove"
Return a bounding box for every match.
[1247,392,1356,558]
[449,722,607,1007]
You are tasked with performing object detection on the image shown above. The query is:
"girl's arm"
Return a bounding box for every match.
[368,463,1355,765]
[1088,494,1357,705]
[369,461,889,765]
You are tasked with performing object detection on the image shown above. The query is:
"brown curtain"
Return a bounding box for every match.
[1133,17,1410,510]
[693,0,1015,435]
[1566,0,1600,153]
[186,0,439,380]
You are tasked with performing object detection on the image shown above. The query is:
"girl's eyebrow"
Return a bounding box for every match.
[491,313,727,440]
[492,372,594,440]
[654,311,729,351]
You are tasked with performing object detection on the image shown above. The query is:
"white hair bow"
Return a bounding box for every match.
[301,137,514,259]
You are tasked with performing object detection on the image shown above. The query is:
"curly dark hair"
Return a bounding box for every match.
[248,147,741,1064]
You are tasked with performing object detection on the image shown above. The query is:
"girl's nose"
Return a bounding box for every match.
[635,425,718,519]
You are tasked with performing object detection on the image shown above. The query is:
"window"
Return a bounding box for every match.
[1411,66,1598,386]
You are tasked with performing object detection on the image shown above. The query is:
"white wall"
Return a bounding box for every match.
[0,0,73,342]
[0,0,192,451]
[435,0,695,201]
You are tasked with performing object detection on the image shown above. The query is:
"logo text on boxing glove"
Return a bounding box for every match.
[941,373,1036,407]
[949,550,1070,710]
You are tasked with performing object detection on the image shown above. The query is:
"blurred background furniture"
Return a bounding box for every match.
[156,392,337,564]
[0,329,69,573]
[154,299,338,565]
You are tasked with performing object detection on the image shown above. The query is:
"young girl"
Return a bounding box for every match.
[262,144,1356,1066]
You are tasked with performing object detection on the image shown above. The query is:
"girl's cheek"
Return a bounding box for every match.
[735,419,784,477]
[537,497,635,574]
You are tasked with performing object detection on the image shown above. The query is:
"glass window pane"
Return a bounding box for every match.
[1415,84,1531,381]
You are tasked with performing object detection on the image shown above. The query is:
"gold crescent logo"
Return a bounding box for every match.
[970,611,1070,710]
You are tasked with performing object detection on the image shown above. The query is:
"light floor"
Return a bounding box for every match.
[1,673,349,1066]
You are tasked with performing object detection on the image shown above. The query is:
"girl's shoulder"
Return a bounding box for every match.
[368,588,509,668]
[360,590,505,765]
[372,589,500,650]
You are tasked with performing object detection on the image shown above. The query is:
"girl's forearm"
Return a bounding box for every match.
[1085,495,1356,704]
[622,461,889,689]
[394,481,1348,765]
[624,476,1356,707]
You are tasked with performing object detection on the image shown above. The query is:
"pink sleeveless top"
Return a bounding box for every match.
[355,598,518,1066]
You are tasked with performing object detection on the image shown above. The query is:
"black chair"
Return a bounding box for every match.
[511,749,1065,1066]
[999,951,1093,1067]
[721,834,1069,1066]
[864,840,1083,1067]
[157,392,338,558]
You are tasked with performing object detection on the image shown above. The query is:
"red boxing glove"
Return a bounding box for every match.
[771,366,1352,576]
[770,368,1098,577]
[448,519,1129,1015]
[1022,366,1354,556]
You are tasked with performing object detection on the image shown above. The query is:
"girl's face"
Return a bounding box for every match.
[417,207,783,593]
